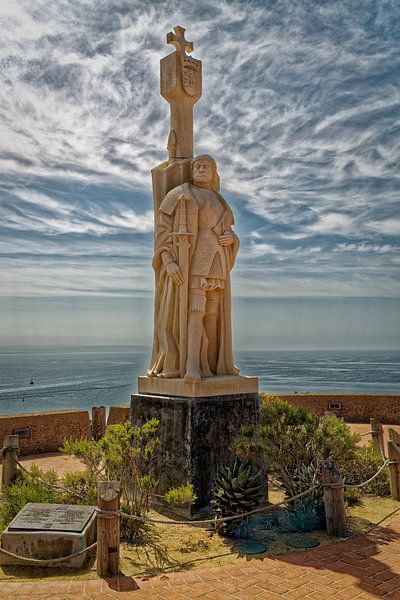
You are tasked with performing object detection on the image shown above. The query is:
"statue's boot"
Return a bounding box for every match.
[184,312,203,381]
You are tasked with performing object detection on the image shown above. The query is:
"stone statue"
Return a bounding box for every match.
[137,26,257,396]
[148,154,240,381]
[133,26,259,511]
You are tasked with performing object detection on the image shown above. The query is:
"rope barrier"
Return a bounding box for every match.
[0,542,97,565]
[344,458,390,489]
[96,508,122,519]
[119,484,321,526]
[391,440,400,456]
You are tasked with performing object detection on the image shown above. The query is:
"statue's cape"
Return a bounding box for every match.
[148,183,239,378]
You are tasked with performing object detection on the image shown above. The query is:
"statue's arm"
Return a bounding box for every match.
[153,205,184,286]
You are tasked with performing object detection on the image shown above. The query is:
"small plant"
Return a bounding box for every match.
[164,483,196,506]
[212,459,264,535]
[59,470,98,505]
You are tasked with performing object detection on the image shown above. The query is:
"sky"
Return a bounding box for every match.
[0,0,399,350]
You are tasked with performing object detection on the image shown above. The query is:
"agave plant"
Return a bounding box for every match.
[212,459,264,533]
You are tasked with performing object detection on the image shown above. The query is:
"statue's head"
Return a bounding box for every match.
[191,155,220,193]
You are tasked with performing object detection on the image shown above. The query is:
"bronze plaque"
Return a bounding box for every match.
[9,503,96,533]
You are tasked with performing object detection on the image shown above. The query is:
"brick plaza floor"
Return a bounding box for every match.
[0,520,400,599]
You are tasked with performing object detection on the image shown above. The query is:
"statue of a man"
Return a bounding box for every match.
[148,155,240,381]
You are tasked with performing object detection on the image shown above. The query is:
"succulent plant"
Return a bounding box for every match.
[212,459,264,522]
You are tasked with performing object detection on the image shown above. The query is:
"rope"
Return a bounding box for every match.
[391,440,400,456]
[360,431,373,437]
[120,484,321,526]
[345,458,390,489]
[15,459,86,501]
[0,542,97,565]
[97,508,122,519]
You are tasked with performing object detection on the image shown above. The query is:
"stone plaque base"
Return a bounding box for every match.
[0,503,97,568]
[131,392,261,512]
[138,374,258,398]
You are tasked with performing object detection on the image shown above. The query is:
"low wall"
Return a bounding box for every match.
[107,406,130,426]
[105,396,400,426]
[0,410,91,456]
[280,394,400,424]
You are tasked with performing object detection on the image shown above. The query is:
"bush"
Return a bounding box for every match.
[344,442,390,497]
[59,470,98,505]
[232,395,360,499]
[0,467,57,527]
[62,421,196,542]
[164,484,196,507]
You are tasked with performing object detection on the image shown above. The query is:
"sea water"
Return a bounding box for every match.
[0,346,399,416]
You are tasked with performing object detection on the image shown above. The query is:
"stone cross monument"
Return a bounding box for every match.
[131,26,260,512]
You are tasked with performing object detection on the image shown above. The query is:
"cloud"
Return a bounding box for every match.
[0,0,399,301]
[334,242,398,254]
[304,213,355,236]
[367,219,400,236]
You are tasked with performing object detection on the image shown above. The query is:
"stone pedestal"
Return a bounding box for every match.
[131,392,261,512]
[0,503,97,567]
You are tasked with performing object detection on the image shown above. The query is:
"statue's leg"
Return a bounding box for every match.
[204,290,220,375]
[185,289,206,382]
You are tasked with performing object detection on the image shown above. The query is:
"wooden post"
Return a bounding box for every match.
[97,481,120,577]
[370,418,385,458]
[92,406,106,441]
[322,460,346,537]
[1,435,20,489]
[388,429,400,501]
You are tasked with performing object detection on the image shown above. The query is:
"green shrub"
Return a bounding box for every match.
[164,483,196,506]
[0,468,56,527]
[61,421,161,541]
[232,395,360,500]
[59,470,98,505]
[344,442,390,497]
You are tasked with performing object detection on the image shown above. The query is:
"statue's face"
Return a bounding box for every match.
[192,160,213,187]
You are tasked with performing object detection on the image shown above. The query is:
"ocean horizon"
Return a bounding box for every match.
[0,345,399,417]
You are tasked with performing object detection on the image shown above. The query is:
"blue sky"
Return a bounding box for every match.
[0,0,399,349]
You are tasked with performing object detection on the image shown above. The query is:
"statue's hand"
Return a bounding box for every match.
[166,261,184,286]
[218,231,235,246]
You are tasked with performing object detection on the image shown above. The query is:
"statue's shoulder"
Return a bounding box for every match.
[159,182,191,216]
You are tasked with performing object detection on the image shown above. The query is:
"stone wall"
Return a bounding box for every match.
[107,406,130,426]
[280,394,400,424]
[0,410,91,456]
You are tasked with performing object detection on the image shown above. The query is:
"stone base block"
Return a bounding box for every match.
[0,503,97,568]
[131,392,261,511]
[138,374,259,398]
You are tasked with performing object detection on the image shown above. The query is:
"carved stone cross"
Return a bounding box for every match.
[160,25,202,160]
[167,26,193,57]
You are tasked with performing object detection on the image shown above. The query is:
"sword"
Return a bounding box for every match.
[174,194,193,377]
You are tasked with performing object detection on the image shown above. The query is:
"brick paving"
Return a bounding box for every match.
[1,520,400,599]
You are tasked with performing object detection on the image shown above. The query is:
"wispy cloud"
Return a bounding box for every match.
[0,0,399,302]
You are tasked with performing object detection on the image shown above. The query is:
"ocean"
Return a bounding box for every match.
[0,346,399,416]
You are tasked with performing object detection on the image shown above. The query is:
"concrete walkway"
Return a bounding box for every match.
[1,520,400,599]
